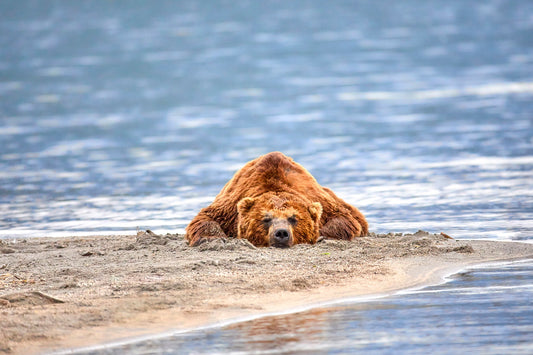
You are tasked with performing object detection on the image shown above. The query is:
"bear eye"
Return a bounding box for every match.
[262,217,272,224]
[288,216,297,225]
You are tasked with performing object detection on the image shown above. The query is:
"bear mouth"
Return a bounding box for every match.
[271,241,291,248]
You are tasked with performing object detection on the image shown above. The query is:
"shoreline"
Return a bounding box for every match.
[1,232,533,354]
[53,257,533,355]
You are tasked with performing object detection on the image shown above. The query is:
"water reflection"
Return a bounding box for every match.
[226,308,333,351]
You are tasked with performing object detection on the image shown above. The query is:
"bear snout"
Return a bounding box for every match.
[271,226,292,248]
[275,228,290,240]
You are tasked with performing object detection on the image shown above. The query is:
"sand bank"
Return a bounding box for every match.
[1,231,532,354]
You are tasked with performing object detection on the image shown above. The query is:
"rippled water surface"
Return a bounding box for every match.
[1,1,533,353]
[1,0,532,240]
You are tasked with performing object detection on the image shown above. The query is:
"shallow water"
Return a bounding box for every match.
[1,1,533,353]
[74,259,533,355]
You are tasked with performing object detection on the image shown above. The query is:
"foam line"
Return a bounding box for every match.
[337,82,533,101]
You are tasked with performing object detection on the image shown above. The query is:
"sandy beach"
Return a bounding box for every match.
[1,231,532,354]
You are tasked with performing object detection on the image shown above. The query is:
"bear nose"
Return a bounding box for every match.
[274,228,290,243]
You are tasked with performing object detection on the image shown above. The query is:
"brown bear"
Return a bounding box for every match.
[185,152,368,247]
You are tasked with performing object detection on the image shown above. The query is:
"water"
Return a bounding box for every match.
[1,0,532,239]
[1,0,532,353]
[76,260,533,355]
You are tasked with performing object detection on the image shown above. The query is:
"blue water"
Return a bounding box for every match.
[1,0,532,239]
[1,0,533,353]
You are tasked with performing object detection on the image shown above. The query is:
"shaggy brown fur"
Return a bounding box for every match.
[185,152,368,247]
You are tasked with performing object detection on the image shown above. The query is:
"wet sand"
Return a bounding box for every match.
[1,231,532,354]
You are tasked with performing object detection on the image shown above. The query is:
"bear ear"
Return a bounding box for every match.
[308,202,323,222]
[237,197,256,214]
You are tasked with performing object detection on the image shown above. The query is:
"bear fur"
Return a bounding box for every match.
[185,152,368,247]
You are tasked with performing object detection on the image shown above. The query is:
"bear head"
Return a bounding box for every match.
[236,192,322,247]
